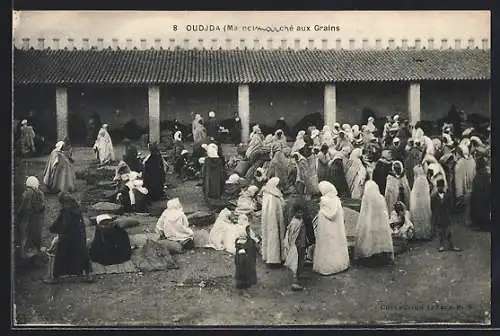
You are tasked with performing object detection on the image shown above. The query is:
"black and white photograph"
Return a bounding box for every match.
[12,10,491,326]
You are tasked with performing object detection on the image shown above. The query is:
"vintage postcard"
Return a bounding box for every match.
[12,10,491,327]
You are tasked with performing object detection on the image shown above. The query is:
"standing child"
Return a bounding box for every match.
[234,225,258,289]
[283,204,307,291]
[431,179,461,252]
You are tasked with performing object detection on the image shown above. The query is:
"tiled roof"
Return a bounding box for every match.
[14,48,490,85]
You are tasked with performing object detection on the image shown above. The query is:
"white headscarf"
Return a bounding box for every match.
[311,129,320,139]
[55,141,65,151]
[25,176,40,190]
[226,173,240,184]
[207,144,219,158]
[262,177,282,199]
[96,214,113,225]
[167,198,183,212]
[318,181,342,220]
[459,144,470,159]
[21,119,28,125]
[174,131,182,141]
[349,147,363,160]
[209,111,215,118]
[247,185,259,197]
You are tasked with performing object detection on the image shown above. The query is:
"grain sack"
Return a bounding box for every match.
[193,229,210,248]
[234,160,250,177]
[158,239,184,254]
[187,211,215,227]
[113,217,141,229]
[131,239,178,272]
[88,202,123,217]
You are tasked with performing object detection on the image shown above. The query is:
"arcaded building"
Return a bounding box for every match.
[13,37,490,144]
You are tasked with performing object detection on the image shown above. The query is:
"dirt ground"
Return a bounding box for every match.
[12,146,491,326]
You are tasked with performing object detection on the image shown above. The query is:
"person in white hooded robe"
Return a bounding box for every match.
[156,198,194,249]
[261,177,286,265]
[312,181,350,275]
[384,160,411,212]
[207,208,237,252]
[366,116,377,134]
[344,148,367,200]
[454,144,476,218]
[355,180,394,266]
[42,141,77,193]
[192,114,207,144]
[93,124,115,165]
[291,130,306,154]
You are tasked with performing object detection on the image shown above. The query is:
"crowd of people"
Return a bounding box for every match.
[15,108,491,289]
[185,111,491,290]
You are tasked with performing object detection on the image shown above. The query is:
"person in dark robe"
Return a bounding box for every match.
[404,139,424,188]
[439,146,457,210]
[446,105,461,137]
[44,192,92,284]
[89,214,132,266]
[274,116,291,139]
[326,152,351,199]
[19,119,36,157]
[116,172,149,212]
[231,113,242,145]
[389,137,405,163]
[234,225,258,289]
[431,179,461,252]
[174,149,198,181]
[202,143,226,200]
[372,150,393,195]
[87,112,102,147]
[16,176,45,266]
[222,174,246,202]
[205,111,219,140]
[122,139,142,172]
[142,142,166,202]
[470,157,490,231]
[397,120,412,147]
[283,182,315,249]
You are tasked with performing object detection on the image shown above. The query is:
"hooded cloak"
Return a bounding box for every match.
[313,181,349,275]
[355,180,394,259]
[156,198,194,244]
[260,177,285,264]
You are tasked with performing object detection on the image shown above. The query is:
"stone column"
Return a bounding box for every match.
[238,84,250,144]
[55,86,68,140]
[408,82,421,126]
[148,86,161,144]
[324,84,337,128]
